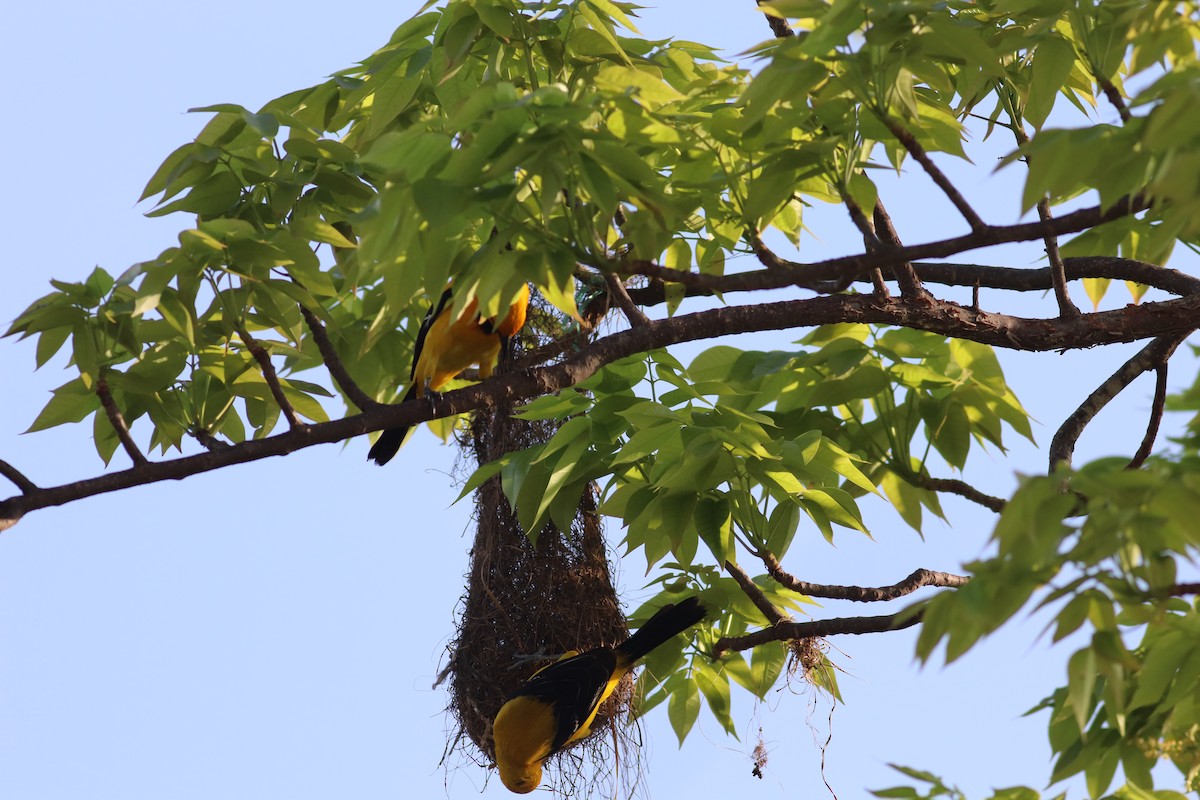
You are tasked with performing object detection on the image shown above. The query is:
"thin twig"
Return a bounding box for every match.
[874,199,928,299]
[1097,75,1132,124]
[1050,334,1188,470]
[1010,119,1079,317]
[726,560,789,624]
[1126,362,1169,471]
[239,328,303,429]
[714,610,923,657]
[881,117,986,232]
[899,471,1007,513]
[749,234,850,294]
[96,377,148,466]
[1036,196,1078,317]
[842,197,890,296]
[190,427,231,452]
[615,193,1152,295]
[758,552,969,601]
[298,305,379,411]
[604,273,651,327]
[0,460,37,495]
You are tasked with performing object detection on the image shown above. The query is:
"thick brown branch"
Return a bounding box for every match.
[1049,334,1188,470]
[1126,361,1169,471]
[881,118,986,232]
[759,551,969,601]
[298,305,379,412]
[1165,583,1200,596]
[4,290,1200,524]
[726,560,788,624]
[0,460,38,495]
[97,377,148,466]
[239,328,302,430]
[714,610,922,657]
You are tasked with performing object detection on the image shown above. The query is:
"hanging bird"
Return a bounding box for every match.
[492,596,707,793]
[367,283,531,465]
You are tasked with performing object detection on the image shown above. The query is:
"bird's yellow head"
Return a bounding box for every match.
[498,761,542,794]
[493,690,556,793]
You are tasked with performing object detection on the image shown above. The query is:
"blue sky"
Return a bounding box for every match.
[1,3,1196,799]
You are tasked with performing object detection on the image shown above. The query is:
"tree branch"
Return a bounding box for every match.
[874,199,929,299]
[624,255,1200,306]
[842,197,890,296]
[617,193,1151,295]
[726,560,789,624]
[4,289,1199,525]
[298,305,379,412]
[755,1,795,38]
[1097,75,1132,124]
[238,327,303,430]
[604,273,650,327]
[0,460,37,495]
[881,117,986,232]
[758,551,969,601]
[190,427,231,452]
[1049,333,1188,470]
[1126,361,1169,471]
[714,610,923,657]
[1009,117,1079,317]
[898,470,1007,513]
[96,377,148,466]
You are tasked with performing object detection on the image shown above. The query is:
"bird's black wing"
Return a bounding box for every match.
[513,648,617,755]
[410,287,453,380]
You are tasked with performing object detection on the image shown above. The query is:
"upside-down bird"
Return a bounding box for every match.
[492,596,707,793]
[367,283,531,465]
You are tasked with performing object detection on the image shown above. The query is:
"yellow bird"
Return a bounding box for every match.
[368,283,530,465]
[492,596,707,793]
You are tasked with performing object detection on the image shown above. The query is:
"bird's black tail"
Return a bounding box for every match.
[615,596,706,666]
[367,385,417,466]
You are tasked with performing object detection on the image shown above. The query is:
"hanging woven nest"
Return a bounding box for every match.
[441,292,639,792]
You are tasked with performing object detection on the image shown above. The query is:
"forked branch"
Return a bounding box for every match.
[1049,333,1189,470]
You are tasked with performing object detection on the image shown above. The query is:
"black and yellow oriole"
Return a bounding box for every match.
[492,596,707,793]
[368,283,531,465]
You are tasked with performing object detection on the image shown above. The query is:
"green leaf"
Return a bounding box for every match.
[1066,647,1098,733]
[666,672,701,746]
[147,171,243,218]
[695,661,737,737]
[25,378,101,433]
[1027,35,1078,130]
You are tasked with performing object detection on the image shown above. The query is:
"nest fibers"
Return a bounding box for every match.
[442,294,642,794]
